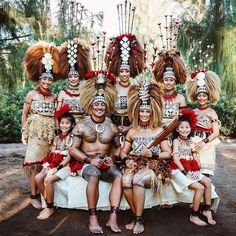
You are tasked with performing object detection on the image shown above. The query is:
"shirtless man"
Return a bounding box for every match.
[69,75,122,234]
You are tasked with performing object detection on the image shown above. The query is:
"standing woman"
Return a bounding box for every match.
[186,70,221,176]
[153,49,187,127]
[22,42,60,208]
[105,1,144,136]
[121,80,172,234]
[56,39,91,128]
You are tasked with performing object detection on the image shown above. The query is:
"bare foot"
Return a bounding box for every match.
[89,215,103,234]
[190,215,207,226]
[37,207,54,220]
[126,221,135,230]
[31,199,41,209]
[106,213,121,233]
[203,210,216,225]
[133,221,144,234]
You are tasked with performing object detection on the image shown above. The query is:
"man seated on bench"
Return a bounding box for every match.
[70,72,122,234]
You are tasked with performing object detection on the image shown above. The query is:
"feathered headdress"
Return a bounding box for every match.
[180,108,197,129]
[24,41,61,81]
[54,104,71,120]
[105,1,144,78]
[152,16,186,84]
[128,79,163,128]
[153,49,186,84]
[59,39,91,79]
[186,70,221,104]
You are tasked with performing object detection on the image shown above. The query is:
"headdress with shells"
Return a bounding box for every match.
[153,15,187,84]
[105,0,144,78]
[24,41,60,82]
[186,43,221,104]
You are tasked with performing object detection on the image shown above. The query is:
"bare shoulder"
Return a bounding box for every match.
[72,121,85,136]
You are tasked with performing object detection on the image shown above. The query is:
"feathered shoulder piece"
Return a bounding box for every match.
[24,41,61,81]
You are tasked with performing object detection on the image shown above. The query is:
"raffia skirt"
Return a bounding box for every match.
[22,113,55,176]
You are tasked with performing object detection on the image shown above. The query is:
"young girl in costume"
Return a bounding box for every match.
[22,42,60,209]
[186,70,221,176]
[171,108,216,226]
[35,105,81,220]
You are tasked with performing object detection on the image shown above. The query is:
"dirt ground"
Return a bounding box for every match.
[0,140,236,236]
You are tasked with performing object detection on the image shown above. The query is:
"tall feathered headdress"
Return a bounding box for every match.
[152,16,186,84]
[128,79,163,128]
[24,42,61,81]
[59,39,91,79]
[79,32,117,116]
[105,0,144,78]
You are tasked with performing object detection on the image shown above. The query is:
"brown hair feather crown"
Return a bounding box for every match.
[24,41,61,81]
[153,49,186,84]
[59,39,91,79]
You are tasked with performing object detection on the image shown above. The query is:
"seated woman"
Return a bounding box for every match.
[121,80,172,234]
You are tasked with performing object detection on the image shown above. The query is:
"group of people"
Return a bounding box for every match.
[21,2,221,235]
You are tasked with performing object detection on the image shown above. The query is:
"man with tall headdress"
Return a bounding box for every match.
[69,71,122,234]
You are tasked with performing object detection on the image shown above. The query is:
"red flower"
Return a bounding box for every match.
[54,104,71,120]
[48,153,64,168]
[180,108,197,129]
[85,71,95,79]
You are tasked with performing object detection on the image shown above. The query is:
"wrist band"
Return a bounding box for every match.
[57,164,63,170]
[202,137,209,143]
[181,169,188,175]
[151,150,159,159]
[84,155,91,164]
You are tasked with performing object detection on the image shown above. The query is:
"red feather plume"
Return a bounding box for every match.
[180,108,197,129]
[54,104,71,120]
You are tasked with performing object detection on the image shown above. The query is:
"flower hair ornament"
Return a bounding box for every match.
[180,108,197,129]
[24,41,61,82]
[153,15,186,85]
[54,104,71,120]
[105,0,144,78]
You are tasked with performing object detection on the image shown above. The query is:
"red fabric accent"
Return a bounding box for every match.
[35,87,52,97]
[180,108,197,129]
[42,152,64,168]
[23,161,42,167]
[171,159,200,171]
[54,104,71,120]
[194,126,213,132]
[100,163,110,170]
[163,91,178,102]
[69,160,84,172]
[85,70,116,85]
[63,89,80,97]
[198,106,209,110]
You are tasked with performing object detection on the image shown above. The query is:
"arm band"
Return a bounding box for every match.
[181,169,188,176]
[202,137,209,143]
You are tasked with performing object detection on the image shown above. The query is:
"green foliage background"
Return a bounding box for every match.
[0,0,235,143]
